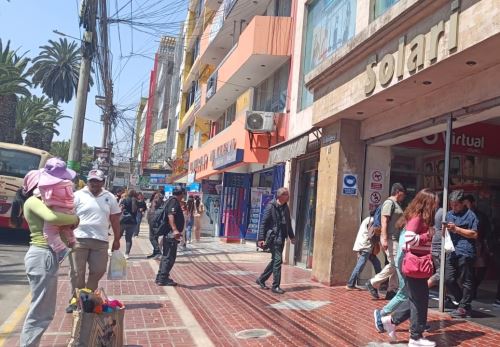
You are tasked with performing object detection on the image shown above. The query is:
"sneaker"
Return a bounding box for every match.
[124,254,130,260]
[366,281,379,299]
[381,316,396,340]
[408,338,436,347]
[385,290,397,300]
[157,278,177,286]
[57,248,70,264]
[450,307,472,318]
[66,303,77,314]
[493,299,500,308]
[373,309,385,333]
[445,296,458,309]
[346,285,360,290]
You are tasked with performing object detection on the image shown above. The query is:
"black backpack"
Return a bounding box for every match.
[151,197,174,237]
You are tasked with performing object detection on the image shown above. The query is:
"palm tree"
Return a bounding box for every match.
[0,39,31,143]
[15,95,68,150]
[29,38,93,105]
[50,140,70,161]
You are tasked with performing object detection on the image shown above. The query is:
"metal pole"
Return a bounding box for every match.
[438,115,453,312]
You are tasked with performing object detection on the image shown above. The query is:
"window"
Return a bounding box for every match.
[253,63,289,112]
[193,37,201,61]
[267,0,292,16]
[210,103,236,138]
[0,149,41,178]
[373,0,399,19]
[303,0,357,74]
[185,80,200,111]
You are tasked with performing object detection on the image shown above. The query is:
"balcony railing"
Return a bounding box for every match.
[206,70,218,100]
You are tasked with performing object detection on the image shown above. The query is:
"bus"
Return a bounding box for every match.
[0,142,51,230]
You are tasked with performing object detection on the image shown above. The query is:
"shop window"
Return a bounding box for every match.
[372,0,399,20]
[253,62,289,112]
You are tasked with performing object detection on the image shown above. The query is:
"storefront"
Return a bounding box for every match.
[188,118,286,242]
[302,0,500,285]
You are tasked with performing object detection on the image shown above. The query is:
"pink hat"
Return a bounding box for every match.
[22,169,41,194]
[38,158,76,187]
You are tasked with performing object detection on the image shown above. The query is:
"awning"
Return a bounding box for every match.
[268,127,321,165]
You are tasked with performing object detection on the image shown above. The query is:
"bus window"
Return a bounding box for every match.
[0,149,41,178]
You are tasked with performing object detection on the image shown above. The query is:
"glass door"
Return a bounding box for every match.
[294,156,319,269]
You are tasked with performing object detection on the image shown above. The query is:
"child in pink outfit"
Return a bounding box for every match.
[37,158,77,263]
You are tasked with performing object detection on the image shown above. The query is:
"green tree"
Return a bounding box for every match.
[0,39,31,143]
[15,95,68,151]
[50,141,94,175]
[29,38,92,105]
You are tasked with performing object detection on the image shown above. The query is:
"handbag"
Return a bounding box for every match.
[119,198,136,224]
[402,250,434,279]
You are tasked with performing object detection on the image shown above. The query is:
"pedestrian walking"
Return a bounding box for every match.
[184,196,195,246]
[193,195,205,242]
[18,169,79,346]
[155,186,185,286]
[256,187,295,294]
[134,192,147,237]
[119,189,138,259]
[366,183,406,300]
[463,194,490,299]
[146,190,163,258]
[444,190,479,318]
[377,188,438,347]
[346,211,382,290]
[67,169,121,313]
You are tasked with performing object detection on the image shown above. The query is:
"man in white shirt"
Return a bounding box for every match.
[67,170,121,313]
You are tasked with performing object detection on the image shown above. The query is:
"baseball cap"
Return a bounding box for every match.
[449,190,464,202]
[88,169,105,182]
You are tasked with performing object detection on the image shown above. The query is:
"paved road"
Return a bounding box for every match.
[0,228,30,326]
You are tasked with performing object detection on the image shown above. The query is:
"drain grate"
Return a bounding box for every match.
[235,329,273,339]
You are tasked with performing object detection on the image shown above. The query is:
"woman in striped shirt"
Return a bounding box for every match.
[380,188,438,347]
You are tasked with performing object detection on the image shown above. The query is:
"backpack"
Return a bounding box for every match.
[151,197,174,237]
[368,199,395,237]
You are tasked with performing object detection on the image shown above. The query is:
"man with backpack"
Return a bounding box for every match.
[346,210,382,289]
[154,186,185,286]
[366,183,406,300]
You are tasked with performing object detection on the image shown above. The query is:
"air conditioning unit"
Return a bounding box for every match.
[245,111,275,132]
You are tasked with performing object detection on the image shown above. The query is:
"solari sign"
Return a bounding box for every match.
[365,2,460,95]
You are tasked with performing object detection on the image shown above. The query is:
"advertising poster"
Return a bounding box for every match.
[246,187,272,240]
[93,147,111,174]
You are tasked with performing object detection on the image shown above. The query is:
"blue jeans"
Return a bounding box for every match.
[347,251,382,287]
[382,229,407,315]
[21,246,58,347]
[185,217,194,242]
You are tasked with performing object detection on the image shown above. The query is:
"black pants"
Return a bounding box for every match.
[259,243,284,289]
[149,224,161,254]
[157,239,178,282]
[121,223,137,255]
[392,277,429,340]
[445,254,475,309]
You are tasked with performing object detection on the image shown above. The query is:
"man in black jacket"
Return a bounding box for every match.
[256,187,295,294]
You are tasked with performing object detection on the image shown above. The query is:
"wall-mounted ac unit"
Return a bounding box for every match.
[245,111,275,132]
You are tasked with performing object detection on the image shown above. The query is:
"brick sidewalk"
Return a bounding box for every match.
[3,225,500,346]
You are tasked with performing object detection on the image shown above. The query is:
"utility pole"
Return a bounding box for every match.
[68,0,98,172]
[99,0,114,149]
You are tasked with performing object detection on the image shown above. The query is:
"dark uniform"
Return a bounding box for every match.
[156,195,185,286]
[257,199,294,292]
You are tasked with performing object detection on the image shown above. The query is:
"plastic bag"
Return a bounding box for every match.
[107,250,127,280]
[444,229,455,253]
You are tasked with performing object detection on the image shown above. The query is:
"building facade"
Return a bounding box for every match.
[300,0,500,285]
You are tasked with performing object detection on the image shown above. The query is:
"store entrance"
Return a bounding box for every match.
[294,156,318,269]
[389,118,500,316]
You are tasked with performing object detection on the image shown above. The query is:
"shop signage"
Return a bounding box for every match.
[342,174,358,196]
[365,2,459,95]
[400,123,500,157]
[190,154,209,173]
[210,138,237,163]
[213,149,244,170]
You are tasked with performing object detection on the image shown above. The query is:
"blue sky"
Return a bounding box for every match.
[0,0,185,159]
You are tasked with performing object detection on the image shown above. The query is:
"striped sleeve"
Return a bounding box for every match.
[404,216,431,252]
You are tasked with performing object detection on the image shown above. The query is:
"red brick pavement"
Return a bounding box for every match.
[3,232,500,346]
